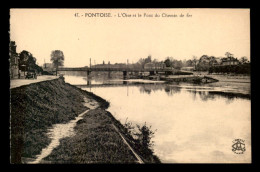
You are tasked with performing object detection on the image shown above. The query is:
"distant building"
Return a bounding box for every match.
[42,63,56,74]
[221,57,240,66]
[181,66,195,71]
[9,41,19,79]
[213,57,222,65]
[144,62,166,69]
[212,57,240,66]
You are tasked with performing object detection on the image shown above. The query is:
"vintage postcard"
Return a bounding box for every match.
[9,8,251,164]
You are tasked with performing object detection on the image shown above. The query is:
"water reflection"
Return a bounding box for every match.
[138,84,181,96]
[186,90,218,102]
[64,75,251,163]
[87,85,251,163]
[65,75,250,101]
[185,89,250,103]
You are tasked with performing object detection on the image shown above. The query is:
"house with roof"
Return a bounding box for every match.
[221,57,240,66]
[211,57,222,66]
[144,62,166,70]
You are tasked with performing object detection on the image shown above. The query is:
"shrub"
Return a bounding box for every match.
[209,64,250,74]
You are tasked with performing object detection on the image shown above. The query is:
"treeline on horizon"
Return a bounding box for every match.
[208,64,250,74]
[91,52,250,74]
[11,39,250,75]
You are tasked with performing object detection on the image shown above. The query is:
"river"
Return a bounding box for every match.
[64,74,251,163]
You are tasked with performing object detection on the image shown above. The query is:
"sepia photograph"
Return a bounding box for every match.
[9,8,251,164]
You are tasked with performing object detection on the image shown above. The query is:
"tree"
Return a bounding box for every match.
[19,50,38,72]
[164,58,171,67]
[225,52,233,58]
[192,56,198,70]
[135,122,156,153]
[239,56,248,64]
[196,55,216,71]
[209,56,217,66]
[173,60,183,69]
[138,55,152,69]
[144,55,152,64]
[137,58,145,68]
[185,59,193,67]
[50,50,64,76]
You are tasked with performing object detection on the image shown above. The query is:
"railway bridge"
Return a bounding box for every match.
[57,67,176,77]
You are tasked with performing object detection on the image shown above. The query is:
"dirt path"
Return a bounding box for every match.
[28,97,99,164]
[27,95,143,164]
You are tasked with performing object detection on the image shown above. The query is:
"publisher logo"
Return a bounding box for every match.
[232,139,246,154]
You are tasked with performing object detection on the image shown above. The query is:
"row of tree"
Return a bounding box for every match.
[92,53,250,74]
[51,50,249,75]
[209,63,250,74]
[19,49,65,76]
[131,52,250,71]
[18,50,43,74]
[13,49,65,77]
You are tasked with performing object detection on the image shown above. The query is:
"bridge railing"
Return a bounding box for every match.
[58,67,175,72]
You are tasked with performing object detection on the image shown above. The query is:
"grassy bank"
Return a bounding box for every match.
[10,78,108,163]
[44,108,160,163]
[10,77,159,164]
[44,109,138,163]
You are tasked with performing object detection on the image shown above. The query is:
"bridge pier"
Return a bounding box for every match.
[87,80,91,86]
[123,71,128,79]
[108,71,111,78]
[149,71,155,75]
[87,70,91,77]
[165,71,172,75]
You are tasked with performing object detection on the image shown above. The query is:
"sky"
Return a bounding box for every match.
[10,9,250,67]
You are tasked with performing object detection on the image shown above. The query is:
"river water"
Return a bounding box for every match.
[64,74,251,163]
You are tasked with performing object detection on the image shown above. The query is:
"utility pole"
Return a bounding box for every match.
[90,58,91,69]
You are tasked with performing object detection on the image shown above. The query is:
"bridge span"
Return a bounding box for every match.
[58,67,174,72]
[57,67,175,77]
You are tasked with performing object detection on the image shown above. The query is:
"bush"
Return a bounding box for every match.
[124,119,158,160]
[209,64,250,74]
[135,123,156,151]
[174,71,193,75]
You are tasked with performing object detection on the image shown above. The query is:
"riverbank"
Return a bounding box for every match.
[42,109,157,163]
[204,74,250,96]
[10,77,159,164]
[153,72,250,97]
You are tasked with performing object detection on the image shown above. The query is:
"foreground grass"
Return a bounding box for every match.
[10,78,108,163]
[11,77,159,164]
[44,109,138,163]
[44,109,160,163]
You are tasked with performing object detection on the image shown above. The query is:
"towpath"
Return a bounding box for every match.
[10,75,59,89]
